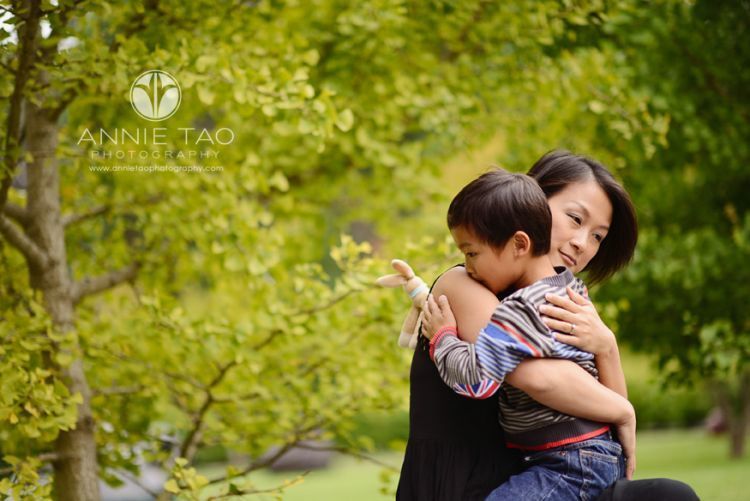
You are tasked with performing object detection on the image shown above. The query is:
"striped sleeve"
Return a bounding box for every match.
[452,379,502,399]
[429,328,502,399]
[431,334,486,389]
[474,297,555,383]
[432,296,555,397]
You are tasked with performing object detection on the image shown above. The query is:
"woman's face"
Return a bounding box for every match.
[547,179,613,274]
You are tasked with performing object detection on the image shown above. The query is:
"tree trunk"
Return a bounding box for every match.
[729,372,750,459]
[715,373,750,460]
[25,104,101,500]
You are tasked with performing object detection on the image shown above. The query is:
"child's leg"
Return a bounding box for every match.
[486,438,623,501]
[579,439,625,500]
[485,450,578,501]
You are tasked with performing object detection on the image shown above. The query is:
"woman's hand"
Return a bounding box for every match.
[539,287,616,355]
[421,294,457,340]
[614,404,637,480]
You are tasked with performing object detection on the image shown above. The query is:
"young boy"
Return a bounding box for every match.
[421,169,630,501]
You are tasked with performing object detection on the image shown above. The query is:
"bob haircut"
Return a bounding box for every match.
[447,169,551,257]
[528,150,638,284]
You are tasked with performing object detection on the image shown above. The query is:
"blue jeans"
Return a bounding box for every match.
[485,435,625,501]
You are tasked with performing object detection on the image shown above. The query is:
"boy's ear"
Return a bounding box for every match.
[512,231,532,257]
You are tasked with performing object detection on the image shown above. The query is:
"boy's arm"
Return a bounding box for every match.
[425,269,505,397]
[428,327,494,388]
[424,295,535,390]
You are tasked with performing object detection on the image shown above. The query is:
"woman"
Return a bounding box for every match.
[396,151,698,500]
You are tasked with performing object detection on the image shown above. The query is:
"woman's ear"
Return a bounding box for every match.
[512,231,532,257]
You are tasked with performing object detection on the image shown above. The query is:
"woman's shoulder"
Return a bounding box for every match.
[432,266,494,299]
[432,266,500,343]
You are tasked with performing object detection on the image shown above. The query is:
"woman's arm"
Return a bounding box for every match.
[506,359,632,424]
[539,288,628,398]
[431,268,631,423]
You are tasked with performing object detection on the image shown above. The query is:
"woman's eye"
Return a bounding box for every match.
[568,213,582,225]
[466,252,477,258]
[593,234,603,243]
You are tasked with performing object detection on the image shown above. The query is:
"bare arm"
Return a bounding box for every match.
[507,359,632,424]
[594,344,628,398]
[430,266,499,343]
[430,268,630,422]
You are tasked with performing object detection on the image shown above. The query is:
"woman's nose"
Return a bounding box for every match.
[571,233,587,254]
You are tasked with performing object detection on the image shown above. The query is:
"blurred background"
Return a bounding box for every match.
[1,0,748,499]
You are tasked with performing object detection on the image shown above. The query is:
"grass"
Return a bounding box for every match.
[634,429,748,501]
[200,429,748,500]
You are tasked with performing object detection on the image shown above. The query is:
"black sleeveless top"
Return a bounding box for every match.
[396,267,522,500]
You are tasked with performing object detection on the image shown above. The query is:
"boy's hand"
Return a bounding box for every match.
[422,294,456,340]
[615,408,637,479]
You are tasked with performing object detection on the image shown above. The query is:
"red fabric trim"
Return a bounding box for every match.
[429,326,457,360]
[505,425,610,451]
[493,320,542,357]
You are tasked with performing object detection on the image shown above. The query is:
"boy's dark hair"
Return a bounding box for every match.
[447,169,551,256]
[528,150,638,284]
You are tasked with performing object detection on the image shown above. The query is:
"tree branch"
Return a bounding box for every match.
[62,205,111,227]
[250,288,370,351]
[0,59,16,75]
[212,390,263,404]
[0,5,18,18]
[1,0,41,212]
[103,347,206,390]
[293,288,365,317]
[0,452,62,475]
[206,444,294,489]
[71,262,141,304]
[62,194,165,228]
[250,328,283,351]
[206,421,326,487]
[205,472,311,500]
[0,214,48,269]
[2,202,28,224]
[295,443,399,472]
[177,361,238,462]
[41,0,87,16]
[93,385,145,397]
[113,468,161,499]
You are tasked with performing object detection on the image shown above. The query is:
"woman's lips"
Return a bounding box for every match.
[559,251,577,268]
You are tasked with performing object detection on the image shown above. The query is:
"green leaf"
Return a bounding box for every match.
[164,479,180,493]
[335,109,354,132]
[197,86,215,105]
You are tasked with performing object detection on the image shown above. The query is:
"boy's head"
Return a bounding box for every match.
[447,169,552,293]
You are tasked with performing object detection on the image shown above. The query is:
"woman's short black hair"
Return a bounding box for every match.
[447,169,551,256]
[527,150,638,284]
